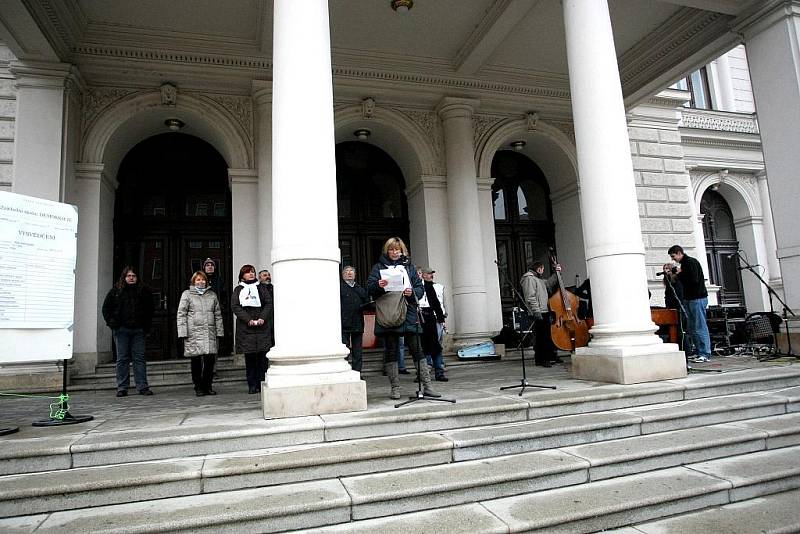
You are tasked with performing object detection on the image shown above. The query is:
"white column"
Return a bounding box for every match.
[563,0,685,383]
[267,0,365,418]
[741,1,800,323]
[477,177,503,334]
[229,169,259,282]
[756,171,782,288]
[9,61,72,201]
[252,81,273,269]
[72,163,116,373]
[437,97,491,344]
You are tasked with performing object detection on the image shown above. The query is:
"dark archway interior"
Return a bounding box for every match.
[114,133,232,359]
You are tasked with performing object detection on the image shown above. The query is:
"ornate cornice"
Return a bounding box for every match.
[680,136,761,150]
[680,109,759,134]
[74,45,272,70]
[619,8,733,97]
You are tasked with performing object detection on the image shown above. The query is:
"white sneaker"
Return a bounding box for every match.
[690,355,710,363]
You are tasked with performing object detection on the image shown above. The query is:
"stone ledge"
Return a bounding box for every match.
[262,379,367,419]
[572,344,687,384]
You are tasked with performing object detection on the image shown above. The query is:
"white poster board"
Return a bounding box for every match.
[0,191,78,362]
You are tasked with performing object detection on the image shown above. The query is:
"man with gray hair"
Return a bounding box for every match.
[340,265,369,372]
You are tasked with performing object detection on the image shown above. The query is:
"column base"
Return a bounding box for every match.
[571,343,687,384]
[262,378,367,419]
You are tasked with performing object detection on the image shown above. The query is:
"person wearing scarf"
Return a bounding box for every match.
[366,237,441,400]
[177,271,224,396]
[231,264,273,394]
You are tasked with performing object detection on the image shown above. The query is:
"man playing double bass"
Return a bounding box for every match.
[521,261,562,367]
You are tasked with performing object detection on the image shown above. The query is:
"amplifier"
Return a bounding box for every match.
[707,305,747,320]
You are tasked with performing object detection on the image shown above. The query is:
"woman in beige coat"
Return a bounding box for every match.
[177,271,224,396]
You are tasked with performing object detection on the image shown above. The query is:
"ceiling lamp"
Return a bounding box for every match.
[391,0,413,13]
[353,128,371,141]
[510,140,526,151]
[164,118,185,131]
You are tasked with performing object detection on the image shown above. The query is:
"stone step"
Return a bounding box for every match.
[12,445,795,534]
[2,411,797,520]
[622,487,800,533]
[1,377,797,478]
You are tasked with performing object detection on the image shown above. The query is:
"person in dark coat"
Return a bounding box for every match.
[258,269,275,350]
[340,265,369,372]
[102,266,154,397]
[418,266,448,381]
[231,264,273,394]
[665,245,710,363]
[366,237,440,400]
[203,258,230,356]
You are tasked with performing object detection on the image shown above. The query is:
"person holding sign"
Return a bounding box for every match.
[366,237,440,400]
[102,267,154,397]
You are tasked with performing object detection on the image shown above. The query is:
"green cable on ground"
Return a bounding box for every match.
[0,392,65,400]
[0,392,72,421]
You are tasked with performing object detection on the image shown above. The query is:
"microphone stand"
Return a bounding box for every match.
[733,251,798,360]
[495,260,556,396]
[661,272,720,373]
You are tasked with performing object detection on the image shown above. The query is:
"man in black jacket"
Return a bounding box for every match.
[102,266,154,396]
[340,266,369,372]
[665,245,711,362]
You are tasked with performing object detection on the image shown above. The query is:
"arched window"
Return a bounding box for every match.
[701,189,743,305]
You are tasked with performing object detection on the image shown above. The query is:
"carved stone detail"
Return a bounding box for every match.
[397,109,445,170]
[202,94,253,140]
[473,114,505,149]
[526,111,539,132]
[160,83,177,106]
[362,97,375,119]
[82,86,140,132]
[681,111,759,134]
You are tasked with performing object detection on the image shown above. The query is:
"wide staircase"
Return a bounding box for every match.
[1,364,799,533]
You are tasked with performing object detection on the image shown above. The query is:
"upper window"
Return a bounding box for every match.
[674,67,713,110]
[491,150,552,223]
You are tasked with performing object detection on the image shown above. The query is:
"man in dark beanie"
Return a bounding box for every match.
[203,258,230,355]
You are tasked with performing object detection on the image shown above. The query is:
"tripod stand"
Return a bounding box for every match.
[662,274,720,373]
[495,261,557,396]
[733,251,797,361]
[394,352,456,408]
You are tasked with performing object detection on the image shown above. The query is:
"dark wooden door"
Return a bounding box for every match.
[113,133,232,361]
[492,151,555,319]
[336,142,409,286]
[701,190,744,306]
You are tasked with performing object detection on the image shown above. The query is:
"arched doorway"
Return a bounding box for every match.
[336,141,409,283]
[113,133,232,359]
[492,150,555,315]
[701,189,744,305]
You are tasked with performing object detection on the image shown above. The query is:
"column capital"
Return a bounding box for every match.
[228,168,258,186]
[74,162,117,191]
[476,176,495,191]
[251,80,272,107]
[9,60,75,90]
[436,97,480,120]
[734,0,800,40]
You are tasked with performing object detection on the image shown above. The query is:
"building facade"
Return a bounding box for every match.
[0,0,797,417]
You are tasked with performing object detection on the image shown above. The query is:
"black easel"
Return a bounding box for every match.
[733,251,797,360]
[32,359,93,427]
[662,273,721,373]
[495,261,557,395]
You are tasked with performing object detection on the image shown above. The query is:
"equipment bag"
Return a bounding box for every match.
[375,291,406,328]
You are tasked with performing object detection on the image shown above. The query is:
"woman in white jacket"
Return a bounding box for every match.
[177,271,224,396]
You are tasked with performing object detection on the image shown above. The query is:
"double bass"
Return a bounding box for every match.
[547,248,590,352]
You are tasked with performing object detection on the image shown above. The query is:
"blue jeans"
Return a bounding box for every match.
[686,298,711,358]
[114,327,149,391]
[426,323,446,377]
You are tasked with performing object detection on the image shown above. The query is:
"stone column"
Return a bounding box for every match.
[9,61,73,201]
[266,0,365,418]
[71,163,117,375]
[477,177,503,334]
[252,81,273,269]
[711,53,737,112]
[563,0,685,383]
[740,2,800,321]
[756,171,782,288]
[229,169,259,279]
[437,97,491,345]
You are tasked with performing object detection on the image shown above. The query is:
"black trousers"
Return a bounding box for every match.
[383,333,423,365]
[342,331,364,371]
[533,314,556,365]
[244,351,268,388]
[190,354,216,392]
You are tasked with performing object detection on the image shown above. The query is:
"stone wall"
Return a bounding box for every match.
[0,43,15,192]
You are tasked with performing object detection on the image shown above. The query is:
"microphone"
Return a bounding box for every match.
[655,271,667,276]
[726,252,739,259]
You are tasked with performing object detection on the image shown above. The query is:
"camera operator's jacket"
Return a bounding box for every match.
[520,271,558,315]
